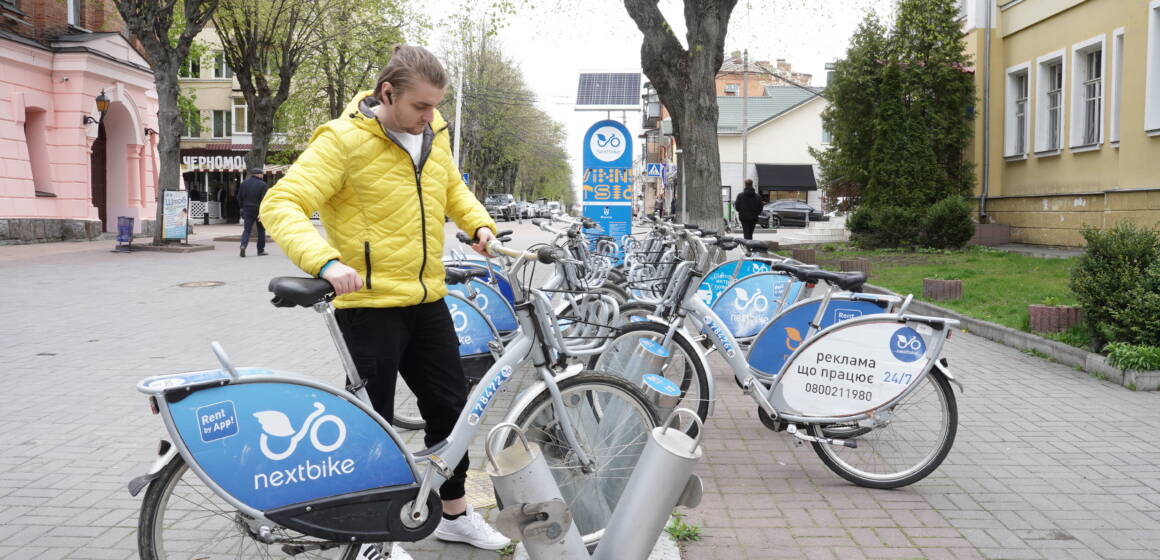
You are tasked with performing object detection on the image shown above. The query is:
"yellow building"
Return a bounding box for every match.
[962,0,1160,246]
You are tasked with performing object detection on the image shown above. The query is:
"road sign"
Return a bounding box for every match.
[462,173,470,185]
[646,163,663,177]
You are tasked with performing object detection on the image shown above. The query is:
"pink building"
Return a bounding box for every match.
[1,0,160,242]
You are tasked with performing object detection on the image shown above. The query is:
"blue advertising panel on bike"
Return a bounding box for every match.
[444,296,499,356]
[448,262,515,305]
[447,281,517,333]
[167,382,415,511]
[696,259,773,305]
[712,274,793,338]
[747,298,891,377]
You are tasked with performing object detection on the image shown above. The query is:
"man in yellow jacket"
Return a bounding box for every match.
[261,45,508,556]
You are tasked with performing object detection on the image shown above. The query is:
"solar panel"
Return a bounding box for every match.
[575,73,642,107]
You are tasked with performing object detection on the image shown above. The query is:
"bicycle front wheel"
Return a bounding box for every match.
[138,455,358,559]
[809,369,958,489]
[510,372,660,546]
[589,321,711,426]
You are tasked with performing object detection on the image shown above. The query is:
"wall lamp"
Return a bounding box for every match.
[82,89,110,125]
[144,127,158,137]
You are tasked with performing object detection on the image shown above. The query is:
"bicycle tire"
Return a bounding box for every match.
[391,373,426,431]
[506,372,661,547]
[588,321,711,428]
[138,455,359,560]
[809,369,958,489]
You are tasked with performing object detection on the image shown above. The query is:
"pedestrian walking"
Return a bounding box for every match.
[260,44,507,559]
[734,179,762,240]
[237,168,268,257]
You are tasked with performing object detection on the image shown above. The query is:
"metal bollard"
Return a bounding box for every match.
[621,339,670,386]
[592,409,705,560]
[485,423,587,559]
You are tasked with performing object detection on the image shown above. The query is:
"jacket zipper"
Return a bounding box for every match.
[363,242,373,289]
[380,120,445,304]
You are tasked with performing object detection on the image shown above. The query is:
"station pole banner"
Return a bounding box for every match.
[581,120,633,263]
[163,190,190,241]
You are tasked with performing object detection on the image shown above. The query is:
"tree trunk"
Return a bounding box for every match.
[153,72,184,245]
[247,98,276,173]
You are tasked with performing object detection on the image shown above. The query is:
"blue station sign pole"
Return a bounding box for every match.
[581,120,633,265]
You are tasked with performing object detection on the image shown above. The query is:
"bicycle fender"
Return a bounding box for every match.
[933,358,963,393]
[127,442,178,497]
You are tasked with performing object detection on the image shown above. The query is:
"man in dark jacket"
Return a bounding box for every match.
[734,179,762,240]
[237,168,268,257]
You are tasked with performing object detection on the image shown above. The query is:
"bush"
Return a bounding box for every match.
[848,205,922,249]
[1070,222,1160,348]
[921,196,976,249]
[1105,343,1160,371]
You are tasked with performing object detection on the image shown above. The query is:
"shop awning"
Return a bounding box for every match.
[756,164,817,191]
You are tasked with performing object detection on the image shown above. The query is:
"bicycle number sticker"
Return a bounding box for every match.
[774,321,931,417]
[198,401,239,443]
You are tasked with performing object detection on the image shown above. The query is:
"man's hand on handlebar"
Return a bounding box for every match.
[321,261,363,296]
[471,227,495,258]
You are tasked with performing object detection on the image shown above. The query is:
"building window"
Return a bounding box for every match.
[67,0,80,27]
[213,52,233,79]
[182,108,201,139]
[232,98,251,134]
[724,83,740,95]
[1035,51,1065,153]
[179,56,201,79]
[821,127,832,145]
[1110,28,1124,144]
[1146,0,1160,134]
[1005,64,1030,157]
[213,110,232,138]
[1070,35,1105,148]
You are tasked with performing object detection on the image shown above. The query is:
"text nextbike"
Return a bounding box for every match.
[253,456,355,490]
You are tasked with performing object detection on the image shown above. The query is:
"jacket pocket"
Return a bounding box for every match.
[363,241,373,290]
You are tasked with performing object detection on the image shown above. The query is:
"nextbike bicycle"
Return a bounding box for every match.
[127,240,660,559]
[596,231,963,489]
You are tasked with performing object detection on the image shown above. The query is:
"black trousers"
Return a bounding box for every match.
[240,211,266,252]
[741,219,757,240]
[336,301,470,500]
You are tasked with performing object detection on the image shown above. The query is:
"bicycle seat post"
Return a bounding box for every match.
[314,301,371,403]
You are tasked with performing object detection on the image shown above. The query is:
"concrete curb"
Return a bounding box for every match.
[126,243,215,253]
[863,283,1160,391]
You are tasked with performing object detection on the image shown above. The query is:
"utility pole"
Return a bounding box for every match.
[742,49,749,193]
[453,65,464,170]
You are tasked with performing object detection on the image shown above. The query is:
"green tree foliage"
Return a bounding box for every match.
[1070,223,1160,348]
[811,15,887,213]
[278,0,423,146]
[438,15,572,205]
[817,0,975,246]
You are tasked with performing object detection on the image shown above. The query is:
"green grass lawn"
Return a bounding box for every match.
[790,245,1079,332]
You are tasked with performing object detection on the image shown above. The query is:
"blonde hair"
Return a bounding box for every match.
[374,45,449,103]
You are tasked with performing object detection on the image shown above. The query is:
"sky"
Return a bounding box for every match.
[416,0,898,198]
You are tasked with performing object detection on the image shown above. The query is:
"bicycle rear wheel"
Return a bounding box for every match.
[138,455,357,559]
[809,369,957,489]
[508,372,660,546]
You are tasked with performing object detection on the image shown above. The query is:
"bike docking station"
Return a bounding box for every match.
[486,407,704,560]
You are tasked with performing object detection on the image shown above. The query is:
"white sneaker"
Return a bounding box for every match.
[433,504,512,550]
[356,542,412,560]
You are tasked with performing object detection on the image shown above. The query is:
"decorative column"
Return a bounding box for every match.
[127,146,141,207]
[138,144,147,207]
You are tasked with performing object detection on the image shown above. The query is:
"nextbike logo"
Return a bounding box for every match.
[731,288,769,314]
[251,402,354,490]
[468,366,514,425]
[589,126,626,162]
[889,327,926,363]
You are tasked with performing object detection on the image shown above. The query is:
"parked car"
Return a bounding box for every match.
[757,200,829,228]
[484,193,518,221]
[515,200,536,219]
[544,201,562,217]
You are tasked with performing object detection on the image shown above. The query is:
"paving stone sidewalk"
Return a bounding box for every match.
[0,222,1157,559]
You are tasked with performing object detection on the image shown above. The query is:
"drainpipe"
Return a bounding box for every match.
[979,0,993,221]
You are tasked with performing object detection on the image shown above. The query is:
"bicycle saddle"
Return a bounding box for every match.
[739,239,771,253]
[445,267,488,285]
[269,277,335,308]
[713,236,740,251]
[772,263,866,291]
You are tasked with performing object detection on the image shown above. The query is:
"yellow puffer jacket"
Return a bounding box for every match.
[261,91,495,308]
